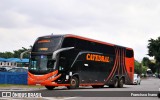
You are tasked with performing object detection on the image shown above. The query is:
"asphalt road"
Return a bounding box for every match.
[0,77,160,100]
[40,77,160,100]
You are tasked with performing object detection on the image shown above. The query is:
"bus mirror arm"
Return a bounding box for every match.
[52,47,74,60]
[20,50,31,60]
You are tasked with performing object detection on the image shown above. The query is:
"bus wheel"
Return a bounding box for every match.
[118,78,124,88]
[67,77,79,89]
[113,78,118,88]
[45,86,55,90]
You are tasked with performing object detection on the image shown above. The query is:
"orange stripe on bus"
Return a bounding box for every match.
[105,47,118,82]
[118,48,120,75]
[109,48,119,79]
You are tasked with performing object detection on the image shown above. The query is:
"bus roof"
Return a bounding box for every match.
[40,34,133,50]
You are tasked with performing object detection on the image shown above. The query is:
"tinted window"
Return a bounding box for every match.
[62,38,76,48]
[92,42,115,55]
[64,37,115,55]
[75,39,89,50]
[126,50,133,58]
[32,36,62,52]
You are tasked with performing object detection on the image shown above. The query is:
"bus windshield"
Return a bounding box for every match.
[29,35,63,74]
[29,55,55,74]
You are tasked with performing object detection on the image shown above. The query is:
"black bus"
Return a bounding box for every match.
[23,34,134,90]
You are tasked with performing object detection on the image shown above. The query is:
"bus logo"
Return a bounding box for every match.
[86,53,110,63]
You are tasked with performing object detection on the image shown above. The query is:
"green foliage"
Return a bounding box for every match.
[142,57,150,66]
[135,60,148,74]
[141,66,148,74]
[0,47,31,58]
[0,52,14,58]
[134,60,142,74]
[147,37,160,76]
[141,57,157,73]
[148,62,156,73]
[148,37,160,62]
[13,47,30,58]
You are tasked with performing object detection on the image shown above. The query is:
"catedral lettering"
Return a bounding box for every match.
[86,54,110,62]
[20,34,134,90]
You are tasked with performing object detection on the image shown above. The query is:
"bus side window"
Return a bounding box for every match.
[126,50,133,58]
[62,38,76,47]
[75,39,89,50]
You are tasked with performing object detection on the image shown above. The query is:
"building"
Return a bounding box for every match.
[0,58,29,67]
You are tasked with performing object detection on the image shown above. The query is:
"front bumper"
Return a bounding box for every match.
[28,70,66,86]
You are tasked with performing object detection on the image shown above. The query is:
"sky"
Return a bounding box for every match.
[0,0,160,61]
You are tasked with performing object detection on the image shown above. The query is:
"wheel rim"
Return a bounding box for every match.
[115,80,118,87]
[120,80,123,84]
[120,79,123,87]
[71,79,76,86]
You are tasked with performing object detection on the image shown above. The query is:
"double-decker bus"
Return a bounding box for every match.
[23,34,134,90]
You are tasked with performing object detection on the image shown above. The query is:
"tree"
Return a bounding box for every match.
[0,46,31,58]
[142,57,150,66]
[147,37,160,78]
[0,52,14,58]
[148,62,156,73]
[13,47,30,58]
[141,57,157,73]
[134,60,142,74]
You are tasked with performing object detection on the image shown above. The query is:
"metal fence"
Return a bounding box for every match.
[0,72,27,84]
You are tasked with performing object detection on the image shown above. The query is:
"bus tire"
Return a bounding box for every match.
[67,76,79,89]
[45,86,55,90]
[113,78,118,88]
[118,78,124,88]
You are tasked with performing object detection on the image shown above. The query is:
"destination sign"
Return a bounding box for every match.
[39,48,48,51]
[38,40,51,43]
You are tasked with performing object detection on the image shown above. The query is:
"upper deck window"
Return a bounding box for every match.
[32,36,62,52]
[62,37,115,55]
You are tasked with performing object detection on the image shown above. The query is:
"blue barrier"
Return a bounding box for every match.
[0,72,27,84]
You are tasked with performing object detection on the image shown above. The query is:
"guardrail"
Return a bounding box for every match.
[0,72,27,84]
